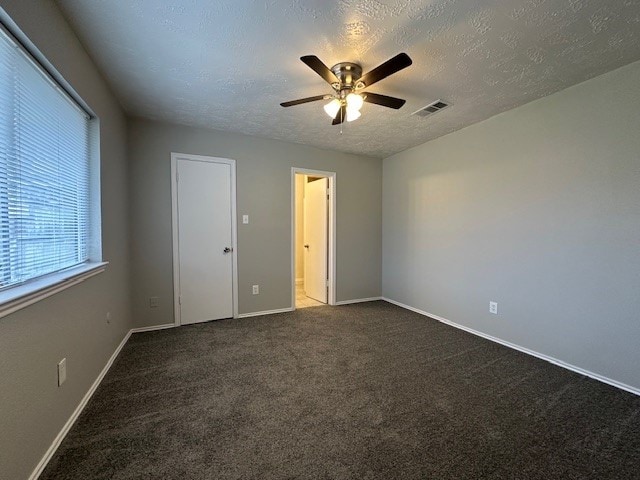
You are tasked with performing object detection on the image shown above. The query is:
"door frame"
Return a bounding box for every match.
[171,152,239,325]
[291,167,336,308]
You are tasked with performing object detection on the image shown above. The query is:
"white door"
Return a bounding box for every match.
[176,158,233,324]
[304,177,328,303]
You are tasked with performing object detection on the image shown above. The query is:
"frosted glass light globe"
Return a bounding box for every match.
[323,99,341,118]
[346,93,364,111]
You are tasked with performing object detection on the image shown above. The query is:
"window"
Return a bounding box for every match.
[0,22,103,314]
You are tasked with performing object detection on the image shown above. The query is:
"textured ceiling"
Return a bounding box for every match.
[56,0,640,158]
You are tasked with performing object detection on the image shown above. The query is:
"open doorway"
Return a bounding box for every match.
[291,168,336,309]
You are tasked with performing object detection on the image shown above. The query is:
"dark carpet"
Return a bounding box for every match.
[41,301,640,479]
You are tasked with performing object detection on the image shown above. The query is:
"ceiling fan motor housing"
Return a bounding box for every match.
[330,62,363,92]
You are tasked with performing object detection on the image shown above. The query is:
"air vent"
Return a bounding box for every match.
[412,99,450,118]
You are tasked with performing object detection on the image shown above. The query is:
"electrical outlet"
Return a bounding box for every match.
[489,301,498,315]
[252,285,259,295]
[58,358,67,386]
[242,214,249,224]
[149,296,159,308]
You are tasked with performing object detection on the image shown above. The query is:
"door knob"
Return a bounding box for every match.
[223,247,232,253]
[304,244,309,249]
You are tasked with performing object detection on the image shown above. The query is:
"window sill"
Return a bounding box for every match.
[0,262,108,319]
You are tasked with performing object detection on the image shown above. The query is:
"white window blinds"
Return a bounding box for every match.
[0,27,91,290]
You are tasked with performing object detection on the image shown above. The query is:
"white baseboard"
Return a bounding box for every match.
[130,323,175,333]
[237,307,294,318]
[29,329,132,480]
[382,297,640,397]
[334,296,382,306]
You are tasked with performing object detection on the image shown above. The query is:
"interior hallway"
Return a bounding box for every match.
[296,283,324,308]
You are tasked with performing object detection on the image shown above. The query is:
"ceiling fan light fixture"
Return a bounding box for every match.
[323,98,341,118]
[346,93,364,111]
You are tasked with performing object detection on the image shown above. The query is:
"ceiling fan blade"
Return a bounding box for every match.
[280,95,329,107]
[300,55,339,86]
[358,53,412,88]
[363,92,406,109]
[331,104,347,125]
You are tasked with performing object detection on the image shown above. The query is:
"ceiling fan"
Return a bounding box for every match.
[280,53,412,125]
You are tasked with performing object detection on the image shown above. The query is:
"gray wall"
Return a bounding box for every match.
[383,60,640,390]
[0,2,132,479]
[128,118,382,326]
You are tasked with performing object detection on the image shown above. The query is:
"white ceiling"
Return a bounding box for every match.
[56,0,640,158]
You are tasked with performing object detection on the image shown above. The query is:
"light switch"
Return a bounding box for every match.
[242,215,249,224]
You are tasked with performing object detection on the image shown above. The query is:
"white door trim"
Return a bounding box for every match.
[291,167,336,308]
[171,152,239,325]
